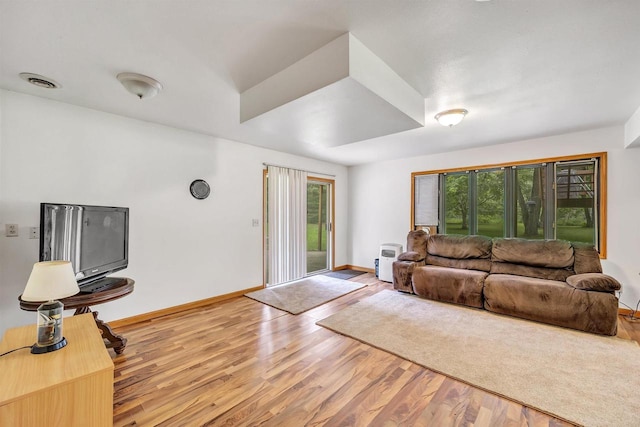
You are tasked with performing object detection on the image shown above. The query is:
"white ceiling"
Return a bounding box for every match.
[1,1,639,166]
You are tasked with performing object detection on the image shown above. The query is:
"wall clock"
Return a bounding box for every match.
[190,179,210,200]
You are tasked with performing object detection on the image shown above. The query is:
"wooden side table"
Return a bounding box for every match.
[0,313,114,426]
[19,277,134,354]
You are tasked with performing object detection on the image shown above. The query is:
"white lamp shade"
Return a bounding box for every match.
[22,261,80,301]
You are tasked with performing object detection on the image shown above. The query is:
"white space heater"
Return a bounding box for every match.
[378,243,403,282]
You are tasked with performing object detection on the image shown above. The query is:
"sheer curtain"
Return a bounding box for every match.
[267,165,307,286]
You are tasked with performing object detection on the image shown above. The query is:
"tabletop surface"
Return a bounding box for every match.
[19,278,134,311]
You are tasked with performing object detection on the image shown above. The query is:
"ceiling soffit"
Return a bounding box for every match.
[240,33,425,147]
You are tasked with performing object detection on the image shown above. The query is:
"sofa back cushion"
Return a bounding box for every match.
[426,254,492,272]
[572,243,603,274]
[406,230,429,259]
[425,235,493,272]
[490,238,574,281]
[491,238,574,268]
[427,234,493,260]
[490,261,574,281]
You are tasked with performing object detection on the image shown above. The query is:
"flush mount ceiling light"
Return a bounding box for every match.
[19,72,61,89]
[434,108,468,127]
[117,72,163,99]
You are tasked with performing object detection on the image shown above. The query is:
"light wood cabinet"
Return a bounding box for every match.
[0,313,113,426]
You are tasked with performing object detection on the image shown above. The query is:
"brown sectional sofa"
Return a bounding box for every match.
[392,232,621,335]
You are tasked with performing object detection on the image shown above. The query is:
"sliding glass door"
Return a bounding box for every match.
[264,172,334,285]
[306,180,332,274]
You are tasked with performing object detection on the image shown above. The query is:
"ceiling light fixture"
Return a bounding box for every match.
[19,72,61,89]
[434,109,468,127]
[117,72,163,99]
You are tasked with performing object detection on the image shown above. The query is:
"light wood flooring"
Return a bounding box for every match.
[112,274,640,426]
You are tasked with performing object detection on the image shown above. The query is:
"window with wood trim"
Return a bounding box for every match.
[411,153,606,256]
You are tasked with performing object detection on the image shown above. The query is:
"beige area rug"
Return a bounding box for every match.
[244,275,366,314]
[317,290,640,427]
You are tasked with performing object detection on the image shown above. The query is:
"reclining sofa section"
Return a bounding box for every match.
[393,233,621,335]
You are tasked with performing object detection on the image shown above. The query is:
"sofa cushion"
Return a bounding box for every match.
[398,251,424,262]
[406,230,429,258]
[484,274,618,335]
[426,254,492,272]
[392,260,422,293]
[572,243,603,274]
[492,238,574,269]
[427,234,492,260]
[412,265,487,308]
[490,261,573,281]
[566,273,621,293]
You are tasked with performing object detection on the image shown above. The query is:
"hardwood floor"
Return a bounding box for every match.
[112,274,640,426]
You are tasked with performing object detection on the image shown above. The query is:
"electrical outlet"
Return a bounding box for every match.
[252,219,260,227]
[5,224,18,237]
[30,227,40,239]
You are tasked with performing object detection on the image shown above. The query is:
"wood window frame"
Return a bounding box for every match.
[411,152,607,258]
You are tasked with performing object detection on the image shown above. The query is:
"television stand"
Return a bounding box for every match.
[19,277,134,354]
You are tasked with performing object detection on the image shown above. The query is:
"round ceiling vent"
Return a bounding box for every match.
[190,179,211,200]
[19,72,62,89]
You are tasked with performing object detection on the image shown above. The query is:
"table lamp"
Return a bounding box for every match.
[22,261,80,354]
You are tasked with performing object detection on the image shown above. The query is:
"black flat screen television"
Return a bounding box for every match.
[40,203,129,287]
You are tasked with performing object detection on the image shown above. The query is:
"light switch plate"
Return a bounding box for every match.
[5,224,18,237]
[30,227,39,239]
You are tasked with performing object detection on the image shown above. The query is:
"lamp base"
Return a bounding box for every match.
[31,337,68,354]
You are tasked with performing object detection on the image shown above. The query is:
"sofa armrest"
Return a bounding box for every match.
[392,259,425,293]
[566,273,621,292]
[398,251,424,262]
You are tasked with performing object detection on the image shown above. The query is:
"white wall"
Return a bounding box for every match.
[0,90,348,334]
[348,126,640,309]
